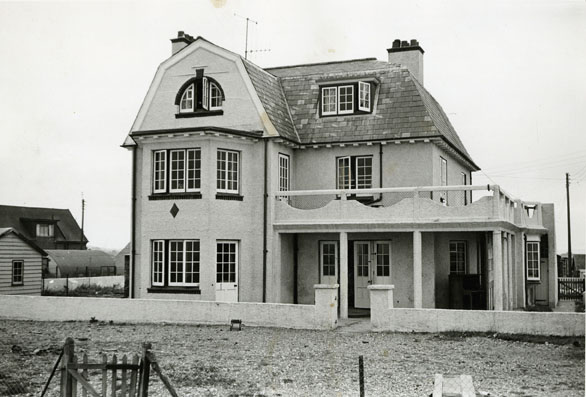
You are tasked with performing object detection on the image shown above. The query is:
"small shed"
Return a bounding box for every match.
[0,227,47,295]
[46,249,115,278]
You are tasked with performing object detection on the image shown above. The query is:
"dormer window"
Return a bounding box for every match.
[179,84,195,112]
[175,70,224,118]
[36,223,54,237]
[320,81,372,117]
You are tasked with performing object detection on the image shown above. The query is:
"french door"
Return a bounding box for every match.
[353,241,391,308]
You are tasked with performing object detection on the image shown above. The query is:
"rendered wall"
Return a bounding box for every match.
[138,47,264,133]
[135,136,265,302]
[0,287,338,330]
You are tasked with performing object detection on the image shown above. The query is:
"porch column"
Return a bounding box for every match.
[339,231,348,319]
[493,230,504,310]
[413,231,423,308]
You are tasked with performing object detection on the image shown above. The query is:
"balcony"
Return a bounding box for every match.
[273,185,548,232]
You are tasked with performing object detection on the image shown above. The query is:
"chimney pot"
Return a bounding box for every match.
[178,31,184,37]
[387,39,424,84]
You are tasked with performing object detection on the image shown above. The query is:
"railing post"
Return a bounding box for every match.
[492,185,501,219]
[340,191,347,201]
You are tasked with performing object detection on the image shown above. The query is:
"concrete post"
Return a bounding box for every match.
[339,231,349,319]
[493,230,504,310]
[368,285,394,330]
[314,284,339,329]
[413,231,423,308]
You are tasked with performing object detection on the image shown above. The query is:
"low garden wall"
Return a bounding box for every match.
[0,284,338,330]
[43,276,124,291]
[369,285,585,337]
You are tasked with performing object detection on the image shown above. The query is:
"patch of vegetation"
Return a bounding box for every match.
[43,284,125,298]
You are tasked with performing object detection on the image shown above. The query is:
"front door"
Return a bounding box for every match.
[354,242,371,308]
[216,241,238,302]
[353,241,392,308]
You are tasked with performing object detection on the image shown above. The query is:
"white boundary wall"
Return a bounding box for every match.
[43,276,124,291]
[0,284,338,330]
[370,285,585,336]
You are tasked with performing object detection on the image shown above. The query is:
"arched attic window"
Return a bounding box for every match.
[175,73,225,118]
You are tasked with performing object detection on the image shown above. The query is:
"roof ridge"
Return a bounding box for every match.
[0,204,70,212]
[277,66,397,79]
[240,56,279,79]
[266,57,380,71]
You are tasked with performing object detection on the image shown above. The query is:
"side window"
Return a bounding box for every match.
[152,149,200,195]
[336,156,372,190]
[526,241,540,281]
[217,149,240,194]
[449,241,466,274]
[12,260,24,286]
[279,153,290,192]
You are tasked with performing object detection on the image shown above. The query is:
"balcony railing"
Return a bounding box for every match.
[275,184,527,225]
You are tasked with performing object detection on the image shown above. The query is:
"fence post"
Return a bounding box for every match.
[139,342,152,397]
[60,337,75,397]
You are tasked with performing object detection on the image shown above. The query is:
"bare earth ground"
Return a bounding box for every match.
[0,319,583,396]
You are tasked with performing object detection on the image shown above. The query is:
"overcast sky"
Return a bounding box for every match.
[0,0,584,252]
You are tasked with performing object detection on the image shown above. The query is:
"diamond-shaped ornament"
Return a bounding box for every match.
[170,203,179,218]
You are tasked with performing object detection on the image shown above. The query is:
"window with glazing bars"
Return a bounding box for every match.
[337,156,372,190]
[321,242,337,277]
[527,241,540,280]
[217,241,237,283]
[217,149,239,193]
[449,241,466,274]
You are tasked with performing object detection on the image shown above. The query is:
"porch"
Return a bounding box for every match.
[270,184,554,317]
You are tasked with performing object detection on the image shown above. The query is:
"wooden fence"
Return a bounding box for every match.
[41,338,178,397]
[558,277,585,301]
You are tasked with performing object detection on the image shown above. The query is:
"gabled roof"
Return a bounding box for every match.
[0,227,48,256]
[0,205,87,244]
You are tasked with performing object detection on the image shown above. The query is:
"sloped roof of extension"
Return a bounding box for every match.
[0,227,48,256]
[46,249,114,273]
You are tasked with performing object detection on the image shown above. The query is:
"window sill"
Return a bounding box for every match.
[175,110,224,118]
[147,287,201,294]
[216,193,243,201]
[149,192,202,201]
[527,278,541,283]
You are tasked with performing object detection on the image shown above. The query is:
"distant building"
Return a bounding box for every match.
[115,243,131,297]
[559,250,585,277]
[46,250,115,278]
[0,205,88,250]
[0,227,47,295]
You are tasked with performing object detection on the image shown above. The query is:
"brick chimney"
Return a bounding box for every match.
[170,31,195,56]
[387,39,424,84]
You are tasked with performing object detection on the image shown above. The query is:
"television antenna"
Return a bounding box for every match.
[234,13,271,60]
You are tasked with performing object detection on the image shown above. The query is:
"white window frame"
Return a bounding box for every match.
[167,240,200,287]
[217,240,238,284]
[321,87,337,116]
[153,150,167,193]
[320,241,338,279]
[36,224,54,237]
[169,150,186,193]
[12,260,23,286]
[440,157,448,205]
[186,149,201,192]
[358,81,371,112]
[355,156,372,190]
[217,149,240,194]
[337,156,372,190]
[449,241,467,274]
[278,153,290,192]
[202,77,209,110]
[338,85,354,114]
[210,82,222,110]
[179,84,195,113]
[152,240,165,286]
[526,241,540,281]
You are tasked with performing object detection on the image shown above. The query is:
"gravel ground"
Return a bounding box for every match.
[0,319,583,396]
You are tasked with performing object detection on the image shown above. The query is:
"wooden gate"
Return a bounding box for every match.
[558,277,585,301]
[41,338,178,397]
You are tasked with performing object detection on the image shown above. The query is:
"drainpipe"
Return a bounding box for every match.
[130,147,137,299]
[293,233,298,304]
[262,139,268,302]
